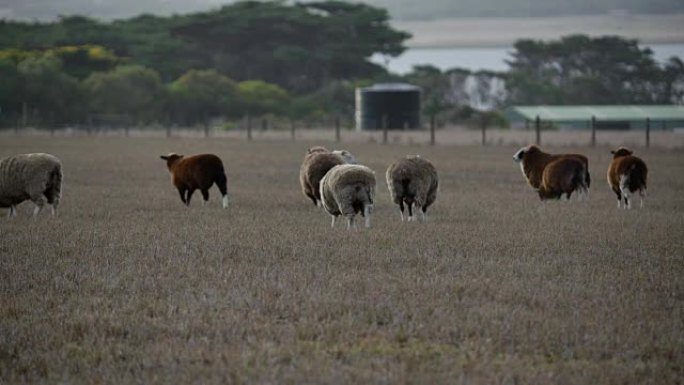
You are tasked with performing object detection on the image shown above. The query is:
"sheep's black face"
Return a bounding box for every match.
[160,153,183,168]
[611,148,633,158]
[513,148,526,163]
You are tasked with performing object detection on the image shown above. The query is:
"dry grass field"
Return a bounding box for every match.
[1,136,683,384]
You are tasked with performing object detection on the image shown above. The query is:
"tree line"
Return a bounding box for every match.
[0,1,682,129]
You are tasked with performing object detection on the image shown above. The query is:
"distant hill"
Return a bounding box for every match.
[1,0,683,21]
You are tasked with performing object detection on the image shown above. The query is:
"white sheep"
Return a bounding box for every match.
[0,153,63,217]
[319,164,376,230]
[386,155,438,222]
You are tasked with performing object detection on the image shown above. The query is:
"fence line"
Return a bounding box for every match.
[3,117,681,148]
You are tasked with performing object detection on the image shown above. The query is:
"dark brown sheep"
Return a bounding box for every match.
[513,145,590,198]
[537,157,588,200]
[607,147,648,209]
[160,153,228,208]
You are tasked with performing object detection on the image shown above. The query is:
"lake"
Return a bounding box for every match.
[372,43,684,74]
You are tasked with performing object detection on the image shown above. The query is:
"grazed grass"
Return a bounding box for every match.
[1,136,683,384]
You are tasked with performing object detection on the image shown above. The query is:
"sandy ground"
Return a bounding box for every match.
[393,14,684,47]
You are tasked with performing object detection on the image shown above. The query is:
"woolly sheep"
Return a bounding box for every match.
[160,153,229,208]
[607,147,648,209]
[0,153,62,217]
[513,144,590,199]
[319,164,376,230]
[299,146,356,206]
[537,157,588,200]
[386,155,438,222]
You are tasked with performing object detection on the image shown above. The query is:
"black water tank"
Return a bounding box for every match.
[355,83,421,130]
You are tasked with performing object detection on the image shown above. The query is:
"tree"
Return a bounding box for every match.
[84,65,163,124]
[238,80,291,117]
[17,55,84,127]
[505,35,669,105]
[172,1,408,93]
[167,69,241,128]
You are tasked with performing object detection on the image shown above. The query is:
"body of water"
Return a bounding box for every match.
[372,43,684,74]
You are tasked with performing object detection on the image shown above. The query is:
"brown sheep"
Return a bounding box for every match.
[607,147,648,209]
[537,157,588,200]
[513,145,590,198]
[386,155,439,222]
[299,146,355,206]
[160,153,228,208]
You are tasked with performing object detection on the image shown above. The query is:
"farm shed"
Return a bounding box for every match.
[505,105,684,130]
[355,83,421,131]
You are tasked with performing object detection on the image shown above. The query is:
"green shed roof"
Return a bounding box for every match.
[508,105,684,122]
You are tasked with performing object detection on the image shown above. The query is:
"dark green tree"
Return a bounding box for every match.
[84,65,163,124]
[167,69,241,128]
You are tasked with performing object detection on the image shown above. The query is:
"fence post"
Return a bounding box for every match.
[645,117,650,148]
[290,120,296,141]
[335,116,341,142]
[382,114,388,145]
[591,115,596,147]
[246,114,252,141]
[535,115,541,145]
[481,116,487,146]
[430,115,435,146]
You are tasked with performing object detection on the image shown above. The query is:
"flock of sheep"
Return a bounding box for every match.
[0,144,648,225]
[513,144,648,208]
[299,146,440,229]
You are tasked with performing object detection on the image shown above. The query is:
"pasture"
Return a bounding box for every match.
[1,136,683,384]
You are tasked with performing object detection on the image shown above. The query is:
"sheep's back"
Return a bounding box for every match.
[321,165,375,215]
[541,157,584,193]
[609,156,647,191]
[0,153,61,206]
[173,154,225,189]
[387,157,437,204]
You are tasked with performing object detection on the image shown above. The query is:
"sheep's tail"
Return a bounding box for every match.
[585,170,591,189]
[572,164,587,194]
[47,163,63,209]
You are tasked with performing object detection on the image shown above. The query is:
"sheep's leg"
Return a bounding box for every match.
[185,189,195,206]
[639,189,646,209]
[177,188,187,205]
[407,201,414,222]
[201,189,209,206]
[330,215,337,228]
[8,205,17,218]
[420,206,428,222]
[31,196,47,217]
[364,205,372,228]
[216,177,229,208]
[346,215,355,230]
[398,201,405,222]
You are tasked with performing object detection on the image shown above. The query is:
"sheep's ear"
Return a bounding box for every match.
[160,155,168,160]
[610,150,615,155]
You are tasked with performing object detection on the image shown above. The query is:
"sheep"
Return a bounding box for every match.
[607,147,648,209]
[537,157,588,200]
[386,155,439,222]
[319,164,376,229]
[513,144,591,199]
[160,153,229,208]
[0,153,62,217]
[299,146,356,206]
